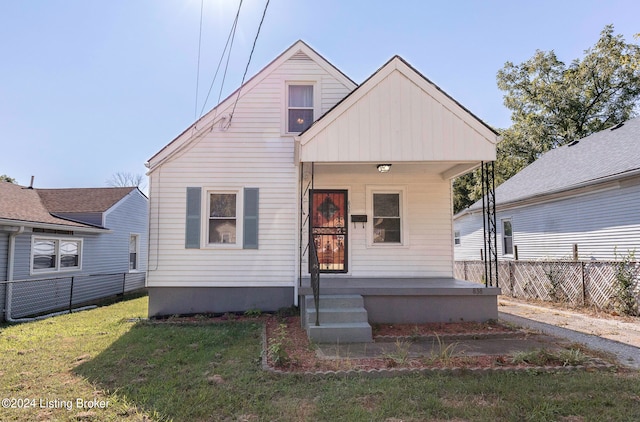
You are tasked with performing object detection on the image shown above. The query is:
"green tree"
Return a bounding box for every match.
[454,25,640,214]
[0,174,16,183]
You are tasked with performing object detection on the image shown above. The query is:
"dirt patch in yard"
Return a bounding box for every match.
[263,315,611,373]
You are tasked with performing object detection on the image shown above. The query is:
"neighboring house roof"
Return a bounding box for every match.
[0,181,92,228]
[0,182,136,231]
[461,116,640,214]
[36,187,137,213]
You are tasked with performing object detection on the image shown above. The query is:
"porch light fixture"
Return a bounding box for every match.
[377,164,392,173]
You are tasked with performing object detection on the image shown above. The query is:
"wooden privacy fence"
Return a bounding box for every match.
[455,260,640,312]
[0,272,146,321]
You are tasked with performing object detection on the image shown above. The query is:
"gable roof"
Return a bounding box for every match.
[298,55,499,165]
[147,40,357,171]
[462,116,640,213]
[0,182,100,230]
[36,187,137,213]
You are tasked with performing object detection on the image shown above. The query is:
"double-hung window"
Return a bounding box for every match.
[208,192,238,244]
[32,237,82,273]
[287,84,313,133]
[129,234,139,271]
[502,219,513,256]
[372,193,402,244]
[185,187,258,249]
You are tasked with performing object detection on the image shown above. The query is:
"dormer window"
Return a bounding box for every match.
[288,84,313,133]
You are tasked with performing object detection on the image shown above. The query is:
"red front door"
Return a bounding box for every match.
[311,190,347,273]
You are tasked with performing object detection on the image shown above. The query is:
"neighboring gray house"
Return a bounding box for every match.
[0,181,148,320]
[455,117,640,261]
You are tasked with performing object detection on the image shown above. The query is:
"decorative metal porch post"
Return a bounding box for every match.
[481,161,498,288]
[299,162,321,326]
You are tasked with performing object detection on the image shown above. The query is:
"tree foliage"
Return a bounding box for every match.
[1,174,16,183]
[454,25,640,214]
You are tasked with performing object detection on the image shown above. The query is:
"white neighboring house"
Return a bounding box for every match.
[146,40,501,340]
[455,117,640,262]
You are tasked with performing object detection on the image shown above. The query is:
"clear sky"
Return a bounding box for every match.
[1,0,638,191]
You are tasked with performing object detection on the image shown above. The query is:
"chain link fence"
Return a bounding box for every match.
[455,260,640,314]
[1,272,146,321]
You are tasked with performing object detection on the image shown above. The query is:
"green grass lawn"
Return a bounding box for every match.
[1,295,639,421]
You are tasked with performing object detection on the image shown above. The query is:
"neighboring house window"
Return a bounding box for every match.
[208,192,238,244]
[502,220,513,256]
[373,193,401,243]
[31,237,82,273]
[287,84,313,133]
[454,230,461,246]
[129,234,139,271]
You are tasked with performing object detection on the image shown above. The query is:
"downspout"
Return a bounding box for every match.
[5,226,24,321]
[5,226,95,323]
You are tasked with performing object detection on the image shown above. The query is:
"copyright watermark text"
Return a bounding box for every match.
[2,397,109,411]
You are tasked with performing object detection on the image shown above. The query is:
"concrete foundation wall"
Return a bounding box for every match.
[363,295,499,324]
[148,286,294,317]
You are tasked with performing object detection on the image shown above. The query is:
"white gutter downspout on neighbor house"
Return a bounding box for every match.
[5,226,25,322]
[4,226,95,323]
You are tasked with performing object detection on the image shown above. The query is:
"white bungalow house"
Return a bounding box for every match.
[454,117,640,262]
[146,40,500,342]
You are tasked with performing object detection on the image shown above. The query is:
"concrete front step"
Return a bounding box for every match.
[306,307,369,325]
[307,322,373,344]
[304,294,364,309]
[303,294,373,343]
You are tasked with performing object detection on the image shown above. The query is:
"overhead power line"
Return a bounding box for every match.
[226,0,270,128]
[194,0,244,122]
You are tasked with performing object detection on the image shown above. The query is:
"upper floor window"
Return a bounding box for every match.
[502,219,513,256]
[288,84,313,133]
[454,230,461,246]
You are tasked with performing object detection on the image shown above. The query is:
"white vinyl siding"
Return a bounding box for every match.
[305,164,454,278]
[454,178,640,261]
[147,51,354,287]
[300,60,497,163]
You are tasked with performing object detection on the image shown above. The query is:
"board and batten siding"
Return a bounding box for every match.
[454,179,640,261]
[147,55,354,288]
[307,165,455,278]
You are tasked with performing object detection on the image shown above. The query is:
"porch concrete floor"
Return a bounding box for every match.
[299,277,500,296]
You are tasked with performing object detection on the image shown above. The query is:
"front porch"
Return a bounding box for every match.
[299,277,501,325]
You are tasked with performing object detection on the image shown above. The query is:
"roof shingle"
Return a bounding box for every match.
[466,117,640,211]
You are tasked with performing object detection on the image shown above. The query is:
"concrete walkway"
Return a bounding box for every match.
[498,298,640,370]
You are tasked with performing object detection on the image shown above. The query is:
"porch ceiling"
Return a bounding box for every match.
[307,162,481,180]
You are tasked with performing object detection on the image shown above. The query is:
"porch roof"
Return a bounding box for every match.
[298,56,499,169]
